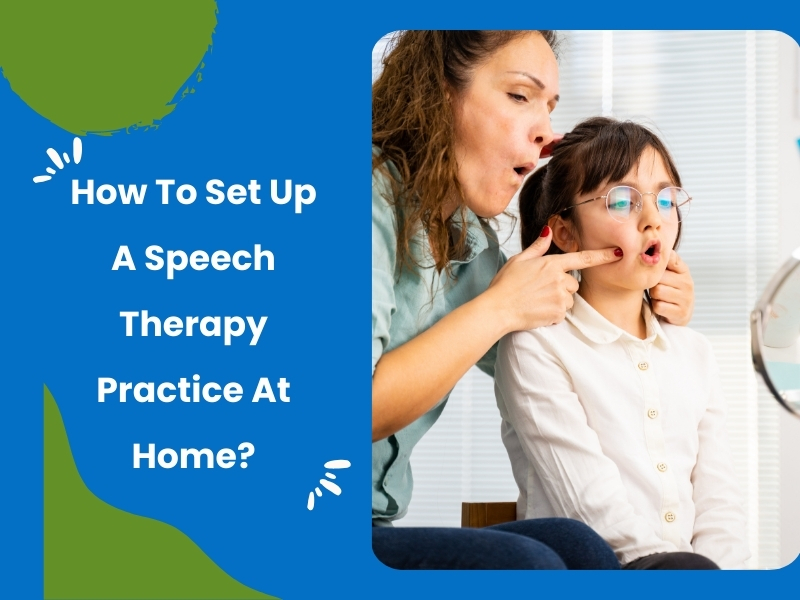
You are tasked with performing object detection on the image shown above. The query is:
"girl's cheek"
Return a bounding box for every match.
[580,221,622,249]
[665,228,680,250]
[606,229,637,253]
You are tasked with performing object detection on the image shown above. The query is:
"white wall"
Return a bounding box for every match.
[777,32,800,568]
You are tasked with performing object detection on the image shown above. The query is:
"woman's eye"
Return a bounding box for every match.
[507,93,527,103]
[610,200,630,211]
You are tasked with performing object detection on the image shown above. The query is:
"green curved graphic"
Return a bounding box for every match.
[44,387,274,599]
[0,0,217,135]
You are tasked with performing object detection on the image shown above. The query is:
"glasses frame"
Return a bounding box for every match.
[559,185,692,223]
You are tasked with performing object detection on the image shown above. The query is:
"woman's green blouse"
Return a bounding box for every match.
[372,155,506,525]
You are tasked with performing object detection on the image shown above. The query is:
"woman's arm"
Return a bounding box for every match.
[373,291,507,441]
[494,329,677,565]
[372,233,622,442]
[689,344,750,569]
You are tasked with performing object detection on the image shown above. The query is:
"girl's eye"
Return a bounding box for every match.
[657,199,673,210]
[609,199,630,211]
[607,187,634,212]
[508,93,527,103]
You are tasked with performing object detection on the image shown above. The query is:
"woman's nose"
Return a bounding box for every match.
[530,110,555,148]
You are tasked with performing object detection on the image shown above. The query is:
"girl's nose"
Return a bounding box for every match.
[638,193,662,229]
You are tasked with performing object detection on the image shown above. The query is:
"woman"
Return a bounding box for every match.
[372,31,695,569]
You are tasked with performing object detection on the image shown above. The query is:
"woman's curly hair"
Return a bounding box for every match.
[372,30,558,274]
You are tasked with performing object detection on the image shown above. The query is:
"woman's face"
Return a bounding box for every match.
[561,147,681,294]
[451,33,559,218]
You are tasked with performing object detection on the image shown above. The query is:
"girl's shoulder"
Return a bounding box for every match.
[499,319,573,358]
[658,321,717,364]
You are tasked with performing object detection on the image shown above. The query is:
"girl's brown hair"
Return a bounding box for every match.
[372,30,558,274]
[519,116,683,252]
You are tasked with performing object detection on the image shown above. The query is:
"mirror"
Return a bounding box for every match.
[751,247,800,416]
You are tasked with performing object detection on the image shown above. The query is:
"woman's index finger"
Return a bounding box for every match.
[552,247,622,272]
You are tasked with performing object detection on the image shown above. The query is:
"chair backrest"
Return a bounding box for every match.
[461,502,517,528]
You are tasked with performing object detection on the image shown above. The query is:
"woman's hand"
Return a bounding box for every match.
[650,250,695,326]
[372,227,620,442]
[487,227,622,333]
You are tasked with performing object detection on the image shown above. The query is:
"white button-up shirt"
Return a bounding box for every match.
[494,294,750,568]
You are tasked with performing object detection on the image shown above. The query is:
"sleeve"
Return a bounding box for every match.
[475,250,508,378]
[689,342,751,569]
[494,329,678,565]
[372,167,398,376]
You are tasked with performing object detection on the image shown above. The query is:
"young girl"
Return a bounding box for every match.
[494,117,750,570]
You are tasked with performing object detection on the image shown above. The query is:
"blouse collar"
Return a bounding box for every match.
[566,292,671,350]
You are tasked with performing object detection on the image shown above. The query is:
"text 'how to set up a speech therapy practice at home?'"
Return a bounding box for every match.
[70,175,317,471]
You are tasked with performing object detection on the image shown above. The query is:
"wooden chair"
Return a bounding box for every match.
[461,502,517,528]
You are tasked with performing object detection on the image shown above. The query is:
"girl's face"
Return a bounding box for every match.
[451,32,559,218]
[554,146,681,294]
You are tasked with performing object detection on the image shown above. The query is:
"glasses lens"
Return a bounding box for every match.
[606,187,636,222]
[657,187,691,222]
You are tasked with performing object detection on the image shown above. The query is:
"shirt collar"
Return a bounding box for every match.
[410,207,489,268]
[448,207,489,265]
[566,293,671,350]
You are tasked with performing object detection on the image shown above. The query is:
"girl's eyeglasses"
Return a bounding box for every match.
[559,186,692,223]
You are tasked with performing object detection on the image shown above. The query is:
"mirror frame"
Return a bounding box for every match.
[751,247,800,416]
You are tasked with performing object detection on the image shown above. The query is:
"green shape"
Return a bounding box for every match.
[0,1,217,135]
[44,387,275,599]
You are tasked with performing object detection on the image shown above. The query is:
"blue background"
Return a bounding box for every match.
[2,1,799,598]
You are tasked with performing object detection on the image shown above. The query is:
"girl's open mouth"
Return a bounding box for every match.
[640,240,661,265]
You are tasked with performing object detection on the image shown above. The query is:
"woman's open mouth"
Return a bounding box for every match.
[513,163,535,180]
[640,240,662,265]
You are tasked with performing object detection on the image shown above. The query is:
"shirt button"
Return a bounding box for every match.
[657,462,668,472]
[664,511,676,523]
[638,361,649,370]
[647,409,659,419]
